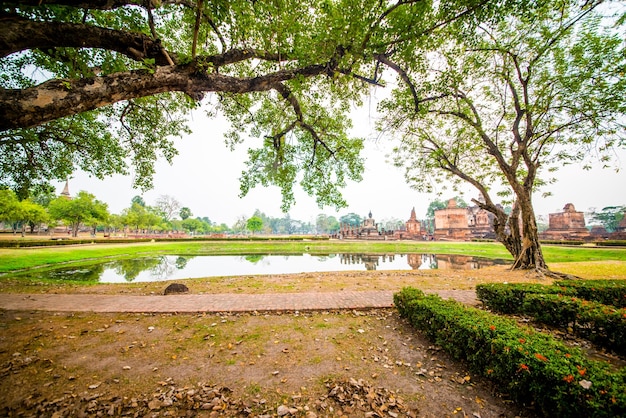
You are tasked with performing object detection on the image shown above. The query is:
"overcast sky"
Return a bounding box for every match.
[58,96,626,227]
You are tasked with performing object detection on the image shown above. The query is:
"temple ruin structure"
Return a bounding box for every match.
[404,207,423,239]
[541,203,590,240]
[432,199,496,240]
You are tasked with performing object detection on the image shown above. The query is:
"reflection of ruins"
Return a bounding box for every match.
[340,253,396,270]
[339,253,504,270]
[407,253,437,269]
[541,203,590,240]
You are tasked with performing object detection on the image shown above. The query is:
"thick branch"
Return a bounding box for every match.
[0,14,172,64]
[376,54,419,112]
[0,62,332,130]
[273,83,339,165]
[2,0,189,9]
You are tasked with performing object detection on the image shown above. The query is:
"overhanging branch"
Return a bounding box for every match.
[0,61,334,130]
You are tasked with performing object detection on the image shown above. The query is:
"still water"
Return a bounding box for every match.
[16,253,509,283]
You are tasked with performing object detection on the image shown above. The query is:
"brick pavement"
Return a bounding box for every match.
[0,290,478,313]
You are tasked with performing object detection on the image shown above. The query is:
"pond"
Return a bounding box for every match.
[12,253,510,283]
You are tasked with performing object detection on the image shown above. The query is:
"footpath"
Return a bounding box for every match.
[0,290,478,313]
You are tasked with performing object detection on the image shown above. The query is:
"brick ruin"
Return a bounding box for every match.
[337,201,623,242]
[433,199,496,240]
[541,203,590,240]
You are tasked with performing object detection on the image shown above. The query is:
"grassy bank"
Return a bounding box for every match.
[1,240,625,274]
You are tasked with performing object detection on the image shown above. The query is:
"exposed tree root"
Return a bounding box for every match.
[534,267,584,281]
[509,265,585,281]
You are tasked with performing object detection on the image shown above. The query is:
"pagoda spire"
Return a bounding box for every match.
[60,179,71,199]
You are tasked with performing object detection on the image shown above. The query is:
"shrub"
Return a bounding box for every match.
[555,280,626,308]
[476,283,575,313]
[394,287,626,417]
[523,294,626,356]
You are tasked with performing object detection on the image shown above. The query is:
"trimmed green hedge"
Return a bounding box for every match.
[475,283,576,313]
[555,280,626,308]
[477,282,626,354]
[394,287,626,417]
[0,236,329,248]
[595,240,626,247]
[523,294,626,356]
[540,240,586,246]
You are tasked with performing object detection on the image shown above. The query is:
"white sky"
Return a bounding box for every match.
[58,98,626,227]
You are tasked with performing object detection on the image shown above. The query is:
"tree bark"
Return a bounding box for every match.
[0,14,170,64]
[0,62,332,130]
[512,194,547,269]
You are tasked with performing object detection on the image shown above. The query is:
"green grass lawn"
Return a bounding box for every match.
[0,239,625,273]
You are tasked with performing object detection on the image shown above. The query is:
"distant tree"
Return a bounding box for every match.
[105,213,124,234]
[19,200,50,234]
[169,219,183,232]
[154,195,181,222]
[381,217,404,231]
[121,202,161,233]
[199,216,212,226]
[214,223,231,234]
[232,216,248,234]
[247,216,263,235]
[589,206,626,233]
[339,213,362,227]
[0,189,20,231]
[182,218,203,234]
[48,191,108,237]
[425,199,447,219]
[327,216,340,233]
[425,197,467,218]
[179,207,192,220]
[316,214,339,234]
[131,195,146,207]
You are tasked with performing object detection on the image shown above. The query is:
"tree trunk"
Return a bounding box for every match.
[511,195,547,270]
[478,195,547,270]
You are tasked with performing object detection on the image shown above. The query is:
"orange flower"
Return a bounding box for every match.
[518,364,530,373]
[489,325,496,331]
[534,353,548,362]
[563,374,575,383]
[577,367,586,376]
[565,353,572,358]
[519,338,526,344]
[487,369,493,375]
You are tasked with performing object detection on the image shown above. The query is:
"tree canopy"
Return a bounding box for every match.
[0,0,513,208]
[384,0,626,269]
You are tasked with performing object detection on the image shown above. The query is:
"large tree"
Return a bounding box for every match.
[383,0,625,270]
[0,0,507,209]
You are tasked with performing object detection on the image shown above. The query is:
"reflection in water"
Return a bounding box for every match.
[40,264,106,282]
[11,253,508,283]
[339,253,503,270]
[112,257,164,282]
[243,254,265,264]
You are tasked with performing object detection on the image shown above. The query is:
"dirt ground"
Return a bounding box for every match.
[0,308,536,418]
[0,269,556,418]
[1,265,624,417]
